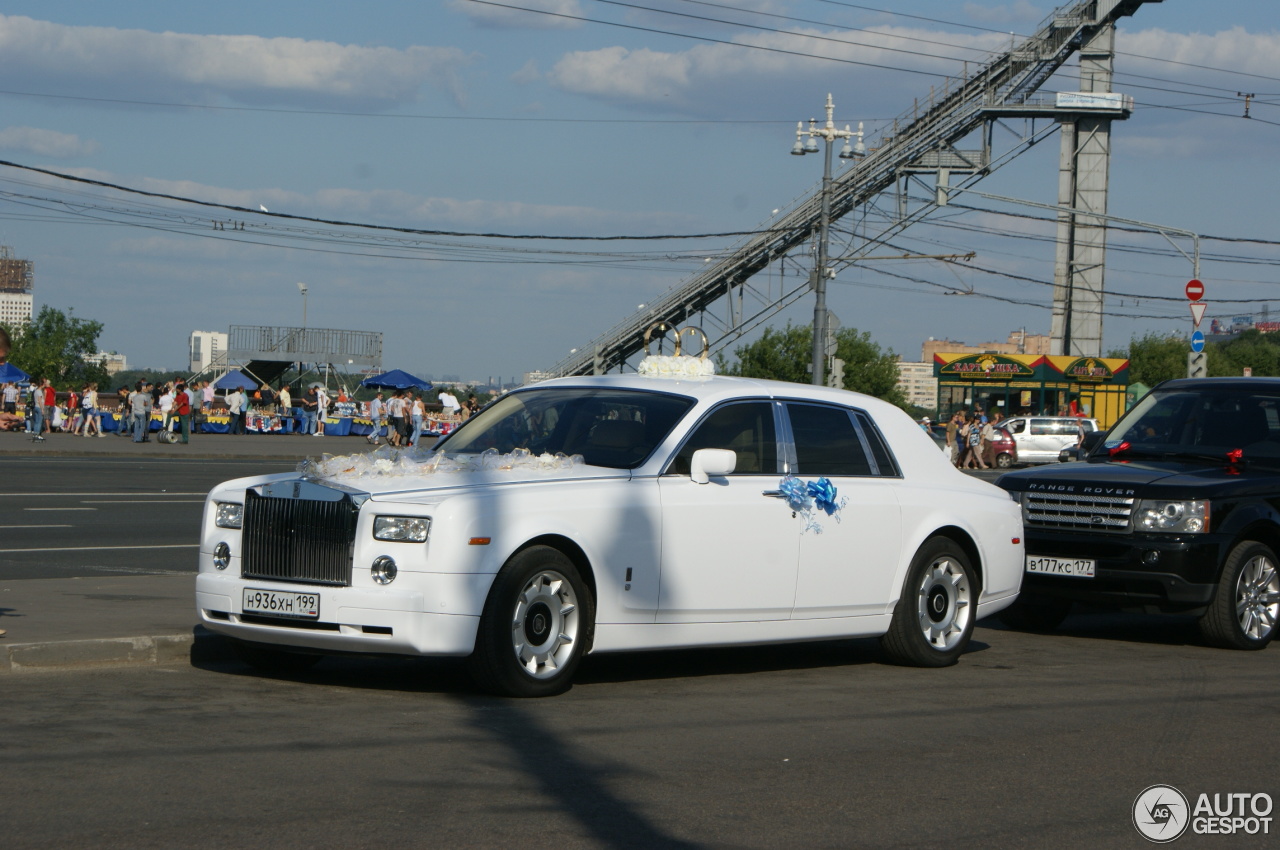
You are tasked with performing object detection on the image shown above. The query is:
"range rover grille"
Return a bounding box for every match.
[241,487,359,586]
[1023,492,1133,532]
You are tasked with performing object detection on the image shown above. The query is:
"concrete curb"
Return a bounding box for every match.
[0,627,235,674]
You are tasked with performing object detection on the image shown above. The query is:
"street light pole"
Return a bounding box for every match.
[296,281,308,329]
[792,94,863,385]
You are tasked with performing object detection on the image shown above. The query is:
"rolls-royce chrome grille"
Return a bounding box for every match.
[1023,492,1134,532]
[241,481,362,586]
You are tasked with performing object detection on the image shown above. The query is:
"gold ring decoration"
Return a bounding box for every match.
[675,326,709,360]
[643,322,674,356]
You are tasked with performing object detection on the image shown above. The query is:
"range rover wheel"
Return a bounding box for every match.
[999,595,1073,632]
[881,537,976,667]
[995,452,1014,469]
[1199,540,1279,650]
[469,546,594,697]
[231,639,323,674]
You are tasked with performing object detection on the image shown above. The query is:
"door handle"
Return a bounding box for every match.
[761,490,785,498]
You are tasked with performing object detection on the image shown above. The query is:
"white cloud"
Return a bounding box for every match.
[511,59,541,85]
[451,0,584,30]
[0,126,98,158]
[0,14,474,109]
[545,26,1006,116]
[1120,26,1280,80]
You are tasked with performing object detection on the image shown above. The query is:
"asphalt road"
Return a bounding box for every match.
[5,614,1278,849]
[0,456,296,580]
[4,456,1276,847]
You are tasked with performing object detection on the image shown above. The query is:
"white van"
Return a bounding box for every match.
[999,416,1098,464]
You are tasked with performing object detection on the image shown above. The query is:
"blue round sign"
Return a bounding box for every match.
[1191,330,1206,353]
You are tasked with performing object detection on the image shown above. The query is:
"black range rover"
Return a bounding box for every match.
[997,378,1280,650]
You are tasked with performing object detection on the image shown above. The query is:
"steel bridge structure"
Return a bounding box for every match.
[544,0,1162,379]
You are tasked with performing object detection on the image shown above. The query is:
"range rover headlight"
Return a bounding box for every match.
[214,501,243,529]
[1135,499,1209,533]
[373,515,431,542]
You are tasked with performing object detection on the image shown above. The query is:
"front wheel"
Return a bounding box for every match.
[469,546,594,697]
[881,537,977,667]
[1199,540,1279,650]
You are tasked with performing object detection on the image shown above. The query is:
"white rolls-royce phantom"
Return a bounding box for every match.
[197,372,1024,696]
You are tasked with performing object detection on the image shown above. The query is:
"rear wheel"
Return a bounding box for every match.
[1199,540,1279,650]
[994,452,1014,469]
[469,546,594,697]
[999,595,1073,632]
[881,537,976,667]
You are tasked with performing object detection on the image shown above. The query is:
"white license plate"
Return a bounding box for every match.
[1026,556,1096,578]
[242,588,320,619]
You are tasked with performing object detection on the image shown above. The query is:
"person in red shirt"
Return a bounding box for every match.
[171,381,191,444]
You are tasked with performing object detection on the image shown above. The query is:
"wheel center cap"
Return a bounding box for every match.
[525,602,552,644]
[928,587,949,622]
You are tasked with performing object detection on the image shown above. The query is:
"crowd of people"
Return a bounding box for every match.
[1,374,481,444]
[941,407,1006,470]
[364,388,478,448]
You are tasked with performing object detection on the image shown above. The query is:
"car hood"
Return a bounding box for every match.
[295,452,632,502]
[997,458,1280,498]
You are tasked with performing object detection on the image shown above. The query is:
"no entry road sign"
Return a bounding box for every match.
[1186,279,1205,301]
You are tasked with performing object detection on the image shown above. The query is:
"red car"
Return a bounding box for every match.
[989,426,1018,468]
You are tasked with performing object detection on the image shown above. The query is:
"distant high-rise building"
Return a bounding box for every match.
[190,330,229,372]
[0,245,34,329]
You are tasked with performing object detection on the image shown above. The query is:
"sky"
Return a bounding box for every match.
[0,0,1276,383]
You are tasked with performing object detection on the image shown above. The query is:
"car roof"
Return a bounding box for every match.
[519,373,905,417]
[1157,377,1280,392]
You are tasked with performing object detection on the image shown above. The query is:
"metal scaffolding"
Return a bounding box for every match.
[544,0,1162,378]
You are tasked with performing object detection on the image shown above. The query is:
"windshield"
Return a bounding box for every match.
[436,387,695,469]
[1105,387,1280,462]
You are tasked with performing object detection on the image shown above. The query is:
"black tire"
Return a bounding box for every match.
[999,595,1073,632]
[231,639,323,674]
[1199,540,1279,650]
[469,546,594,697]
[995,452,1014,469]
[881,537,977,667]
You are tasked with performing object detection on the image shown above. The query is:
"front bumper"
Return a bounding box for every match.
[196,572,481,657]
[1020,529,1226,614]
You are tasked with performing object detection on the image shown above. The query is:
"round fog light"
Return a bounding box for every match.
[1143,550,1160,565]
[213,542,231,570]
[371,555,398,585]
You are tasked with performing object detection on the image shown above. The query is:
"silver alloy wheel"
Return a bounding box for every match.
[915,556,973,652]
[1236,553,1280,641]
[510,569,580,679]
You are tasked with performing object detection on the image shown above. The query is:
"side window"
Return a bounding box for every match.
[1030,420,1053,436]
[853,411,901,477]
[1006,419,1026,434]
[668,402,777,475]
[787,403,873,476]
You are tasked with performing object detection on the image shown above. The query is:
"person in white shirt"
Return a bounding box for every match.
[226,388,244,435]
[158,385,175,431]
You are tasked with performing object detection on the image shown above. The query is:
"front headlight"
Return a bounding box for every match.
[1134,499,1209,533]
[373,515,431,542]
[215,501,243,529]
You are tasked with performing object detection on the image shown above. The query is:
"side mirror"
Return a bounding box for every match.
[1080,429,1106,458]
[690,448,736,484]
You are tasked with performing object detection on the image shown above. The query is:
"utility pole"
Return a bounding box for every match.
[792,94,863,385]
